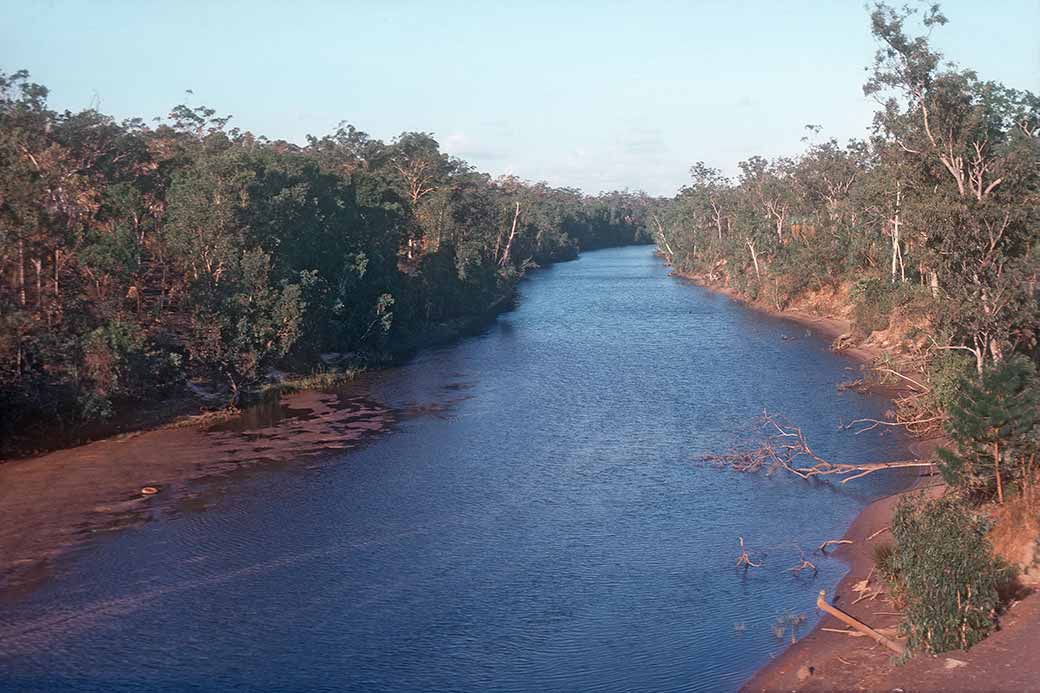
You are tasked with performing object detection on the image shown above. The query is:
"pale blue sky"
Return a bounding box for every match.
[4,1,1038,195]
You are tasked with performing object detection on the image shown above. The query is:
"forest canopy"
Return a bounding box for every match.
[0,75,653,450]
[651,3,1037,383]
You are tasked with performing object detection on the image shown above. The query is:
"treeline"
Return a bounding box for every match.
[656,4,1038,653]
[0,73,651,450]
[656,8,1037,376]
[654,3,1037,427]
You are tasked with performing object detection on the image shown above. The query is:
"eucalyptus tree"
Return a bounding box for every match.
[659,163,733,275]
[0,68,654,453]
[865,1,1039,373]
[381,132,463,260]
[738,155,795,246]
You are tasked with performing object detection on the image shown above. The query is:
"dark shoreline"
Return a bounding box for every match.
[2,244,654,462]
[0,245,654,594]
[0,283,516,462]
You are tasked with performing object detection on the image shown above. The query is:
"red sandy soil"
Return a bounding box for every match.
[673,274,1040,692]
[743,464,1040,692]
[0,389,394,596]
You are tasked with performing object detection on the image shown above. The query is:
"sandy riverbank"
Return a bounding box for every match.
[745,439,1040,692]
[672,272,1040,692]
[0,388,399,596]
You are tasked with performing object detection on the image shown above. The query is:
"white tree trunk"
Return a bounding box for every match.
[17,238,26,306]
[498,202,520,268]
[890,184,902,283]
[747,239,761,280]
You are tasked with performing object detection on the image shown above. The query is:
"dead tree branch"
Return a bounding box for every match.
[735,536,762,571]
[818,539,853,554]
[703,412,934,484]
[789,547,819,577]
[816,590,905,655]
[844,415,943,435]
[866,526,891,541]
[874,367,929,392]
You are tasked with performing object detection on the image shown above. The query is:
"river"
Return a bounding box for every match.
[0,245,910,692]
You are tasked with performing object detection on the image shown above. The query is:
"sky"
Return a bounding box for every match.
[3,0,1038,195]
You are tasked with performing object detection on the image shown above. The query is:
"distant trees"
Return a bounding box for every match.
[656,2,1037,376]
[0,71,653,451]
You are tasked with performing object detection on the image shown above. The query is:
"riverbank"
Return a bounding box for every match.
[0,387,405,596]
[669,271,932,686]
[0,289,521,592]
[0,244,629,595]
[746,471,1040,690]
[0,249,600,594]
[0,283,519,461]
[670,270,1040,692]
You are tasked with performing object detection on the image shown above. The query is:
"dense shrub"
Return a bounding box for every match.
[83,320,184,406]
[927,350,974,415]
[849,277,901,336]
[880,494,1014,653]
[938,356,1040,503]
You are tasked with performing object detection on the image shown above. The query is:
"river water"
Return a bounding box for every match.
[0,245,910,692]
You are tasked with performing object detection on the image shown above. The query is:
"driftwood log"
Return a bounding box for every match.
[735,536,762,571]
[816,590,905,655]
[703,412,933,484]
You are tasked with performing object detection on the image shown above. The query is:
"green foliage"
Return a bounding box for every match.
[882,494,1013,653]
[185,248,305,394]
[0,68,652,452]
[82,320,183,409]
[646,3,1039,660]
[927,350,975,414]
[652,1,1037,387]
[938,356,1040,500]
[849,277,903,336]
[872,541,896,576]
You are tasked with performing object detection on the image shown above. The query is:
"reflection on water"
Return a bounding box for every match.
[0,246,912,692]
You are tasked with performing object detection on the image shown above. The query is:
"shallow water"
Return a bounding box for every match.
[0,246,910,692]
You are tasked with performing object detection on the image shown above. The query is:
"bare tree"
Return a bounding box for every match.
[704,412,933,484]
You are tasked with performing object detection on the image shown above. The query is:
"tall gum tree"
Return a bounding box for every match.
[865,1,1039,374]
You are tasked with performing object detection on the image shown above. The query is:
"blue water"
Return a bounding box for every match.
[0,246,910,692]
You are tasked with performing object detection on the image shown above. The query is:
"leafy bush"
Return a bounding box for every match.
[81,320,185,420]
[849,277,901,336]
[938,356,1039,503]
[927,350,974,415]
[873,541,897,577]
[882,494,1014,653]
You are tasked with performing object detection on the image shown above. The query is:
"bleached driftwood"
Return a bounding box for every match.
[735,536,762,571]
[703,412,934,484]
[817,590,905,655]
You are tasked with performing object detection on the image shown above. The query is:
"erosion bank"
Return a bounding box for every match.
[676,273,937,689]
[668,270,1040,692]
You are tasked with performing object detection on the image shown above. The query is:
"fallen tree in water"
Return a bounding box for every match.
[703,412,933,484]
